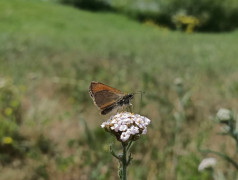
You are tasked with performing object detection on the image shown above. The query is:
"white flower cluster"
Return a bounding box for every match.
[174,77,183,86]
[198,157,217,172]
[216,108,231,121]
[101,112,150,142]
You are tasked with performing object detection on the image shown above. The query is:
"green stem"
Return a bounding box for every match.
[199,148,238,170]
[126,140,133,152]
[122,143,127,180]
[236,141,238,153]
[110,144,120,160]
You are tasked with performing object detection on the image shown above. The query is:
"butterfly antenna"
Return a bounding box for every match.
[139,91,143,113]
[132,91,145,113]
[133,91,145,95]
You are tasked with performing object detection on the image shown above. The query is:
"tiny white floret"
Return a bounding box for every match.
[120,132,130,142]
[142,128,147,134]
[119,124,128,132]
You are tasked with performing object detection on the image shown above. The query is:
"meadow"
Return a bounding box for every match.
[0,0,238,179]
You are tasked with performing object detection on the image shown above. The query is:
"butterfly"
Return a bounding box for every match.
[89,81,134,115]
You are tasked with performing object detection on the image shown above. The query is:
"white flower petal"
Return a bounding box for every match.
[142,128,147,134]
[120,132,130,142]
[119,124,128,131]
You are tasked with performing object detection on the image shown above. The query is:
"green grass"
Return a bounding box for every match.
[0,0,238,179]
[1,0,238,82]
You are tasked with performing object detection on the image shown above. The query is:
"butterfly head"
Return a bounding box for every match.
[126,93,134,101]
[119,93,134,106]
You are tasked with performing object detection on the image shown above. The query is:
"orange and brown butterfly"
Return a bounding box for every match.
[89,81,134,115]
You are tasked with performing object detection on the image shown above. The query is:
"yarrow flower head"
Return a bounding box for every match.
[198,157,217,172]
[174,77,183,86]
[101,112,151,143]
[216,108,231,122]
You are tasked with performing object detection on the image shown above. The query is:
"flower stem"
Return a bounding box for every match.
[126,140,133,152]
[199,148,238,170]
[122,143,127,180]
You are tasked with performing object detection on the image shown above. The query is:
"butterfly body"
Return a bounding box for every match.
[89,81,134,115]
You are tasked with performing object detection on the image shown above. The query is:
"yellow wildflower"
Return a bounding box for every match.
[3,137,13,144]
[4,107,13,116]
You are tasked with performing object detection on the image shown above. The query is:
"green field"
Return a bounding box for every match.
[0,0,238,179]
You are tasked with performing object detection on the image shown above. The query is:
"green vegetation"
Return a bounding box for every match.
[59,0,238,32]
[0,0,238,179]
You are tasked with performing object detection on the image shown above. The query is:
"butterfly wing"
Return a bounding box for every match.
[89,82,125,114]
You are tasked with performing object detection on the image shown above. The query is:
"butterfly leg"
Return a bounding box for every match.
[127,104,133,113]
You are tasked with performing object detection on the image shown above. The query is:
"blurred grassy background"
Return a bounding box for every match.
[0,0,238,179]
